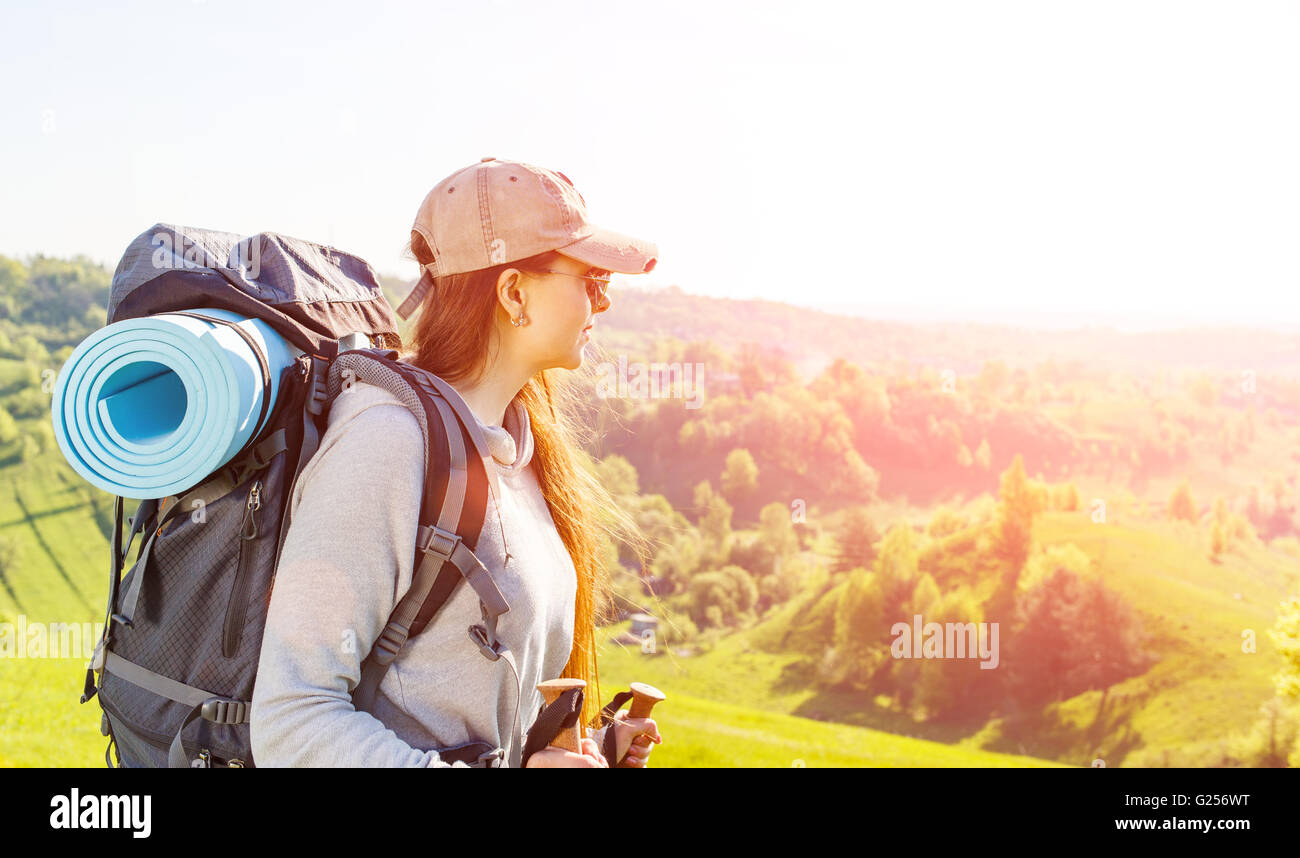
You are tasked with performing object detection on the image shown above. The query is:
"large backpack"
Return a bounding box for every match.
[79,224,525,768]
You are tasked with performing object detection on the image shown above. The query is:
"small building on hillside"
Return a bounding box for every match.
[628,613,658,638]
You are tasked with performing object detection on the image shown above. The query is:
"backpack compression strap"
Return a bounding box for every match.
[270,341,338,579]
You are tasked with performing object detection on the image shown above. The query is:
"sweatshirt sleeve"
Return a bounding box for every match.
[250,392,468,767]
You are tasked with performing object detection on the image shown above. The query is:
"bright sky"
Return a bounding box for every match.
[2,0,1297,331]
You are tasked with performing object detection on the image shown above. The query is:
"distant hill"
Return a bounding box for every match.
[380,273,1300,378]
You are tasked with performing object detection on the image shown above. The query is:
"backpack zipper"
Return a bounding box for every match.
[222,478,262,658]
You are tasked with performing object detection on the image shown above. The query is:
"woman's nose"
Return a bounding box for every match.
[594,292,611,314]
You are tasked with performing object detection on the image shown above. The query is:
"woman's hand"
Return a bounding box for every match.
[524,737,608,768]
[609,711,662,767]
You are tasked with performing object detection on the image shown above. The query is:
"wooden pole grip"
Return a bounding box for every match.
[536,678,586,754]
[619,681,666,766]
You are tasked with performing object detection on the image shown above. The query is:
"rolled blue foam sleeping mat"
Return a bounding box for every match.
[51,308,302,500]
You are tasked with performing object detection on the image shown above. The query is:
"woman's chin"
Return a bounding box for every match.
[542,336,592,371]
[554,346,584,371]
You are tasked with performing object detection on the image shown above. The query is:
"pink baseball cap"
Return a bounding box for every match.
[398,156,659,320]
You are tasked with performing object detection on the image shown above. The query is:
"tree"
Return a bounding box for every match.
[906,572,941,619]
[693,480,733,567]
[1209,520,1227,563]
[596,454,640,497]
[634,494,699,594]
[1235,697,1300,768]
[1213,496,1230,528]
[926,505,967,539]
[1068,575,1155,715]
[1018,543,1092,594]
[986,455,1046,623]
[720,447,759,501]
[831,507,880,573]
[730,502,801,590]
[888,571,944,712]
[736,342,797,397]
[1269,597,1300,701]
[912,587,987,721]
[993,455,1043,573]
[757,501,799,564]
[1055,483,1081,512]
[687,565,758,629]
[874,524,921,619]
[1007,568,1152,707]
[809,358,891,443]
[756,553,806,612]
[831,567,887,690]
[1167,479,1198,524]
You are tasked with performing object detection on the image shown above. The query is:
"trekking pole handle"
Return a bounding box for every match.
[619,681,665,767]
[536,678,586,754]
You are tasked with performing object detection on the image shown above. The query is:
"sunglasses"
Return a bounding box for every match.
[531,269,612,304]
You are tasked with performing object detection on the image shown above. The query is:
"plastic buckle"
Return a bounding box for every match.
[200,697,249,725]
[305,355,331,416]
[477,747,505,768]
[467,624,502,662]
[418,525,461,561]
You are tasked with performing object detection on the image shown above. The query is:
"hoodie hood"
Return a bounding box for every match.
[478,394,533,474]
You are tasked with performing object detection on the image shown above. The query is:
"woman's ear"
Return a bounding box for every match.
[497,268,527,317]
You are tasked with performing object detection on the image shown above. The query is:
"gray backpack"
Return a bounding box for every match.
[80,224,520,767]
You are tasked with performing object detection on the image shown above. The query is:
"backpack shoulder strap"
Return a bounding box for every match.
[328,351,514,724]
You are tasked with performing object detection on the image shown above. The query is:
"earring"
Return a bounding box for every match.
[511,312,529,327]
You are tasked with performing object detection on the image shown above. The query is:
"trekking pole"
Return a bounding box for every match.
[536,678,586,754]
[618,681,665,768]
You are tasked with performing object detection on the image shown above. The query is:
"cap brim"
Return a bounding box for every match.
[556,225,658,274]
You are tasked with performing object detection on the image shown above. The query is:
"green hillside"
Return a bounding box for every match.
[3,254,1296,768]
[592,645,1065,767]
[4,446,1294,767]
[0,451,113,767]
[624,508,1297,767]
[0,450,1058,768]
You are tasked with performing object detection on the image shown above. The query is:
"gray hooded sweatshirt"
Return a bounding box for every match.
[250,380,605,767]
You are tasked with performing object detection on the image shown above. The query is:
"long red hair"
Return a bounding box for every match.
[397,234,650,730]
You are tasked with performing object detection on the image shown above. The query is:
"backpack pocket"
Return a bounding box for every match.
[223,474,266,658]
[98,446,291,767]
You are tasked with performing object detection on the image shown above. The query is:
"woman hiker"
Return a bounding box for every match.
[250,157,664,767]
